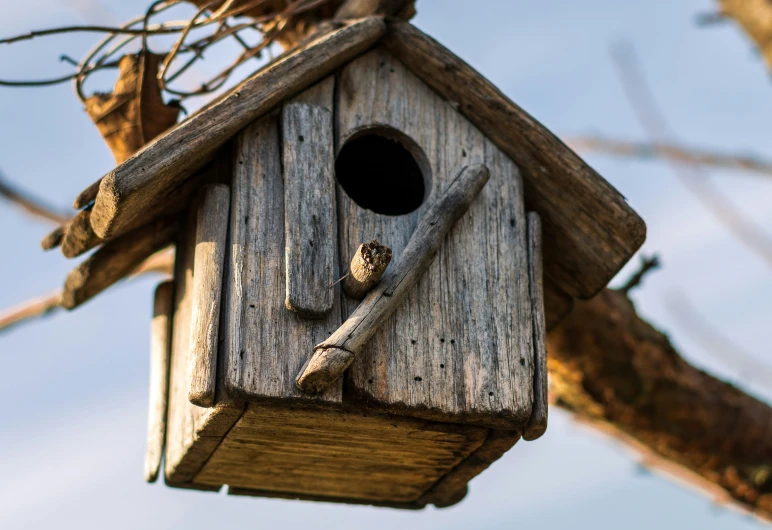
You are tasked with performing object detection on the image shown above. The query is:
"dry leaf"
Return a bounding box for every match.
[85,52,181,164]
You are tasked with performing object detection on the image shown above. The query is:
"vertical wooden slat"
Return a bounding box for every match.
[282,101,336,318]
[188,184,231,408]
[524,212,548,441]
[145,280,174,483]
[223,79,343,404]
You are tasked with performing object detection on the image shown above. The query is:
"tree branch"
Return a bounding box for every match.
[549,289,772,522]
[567,135,772,179]
[0,168,72,224]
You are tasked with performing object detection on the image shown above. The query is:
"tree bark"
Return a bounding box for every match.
[549,289,772,521]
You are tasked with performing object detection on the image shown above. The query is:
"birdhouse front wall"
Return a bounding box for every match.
[336,49,535,430]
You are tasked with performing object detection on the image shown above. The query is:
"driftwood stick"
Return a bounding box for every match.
[60,207,103,258]
[73,178,101,210]
[188,184,230,408]
[145,281,174,483]
[524,212,548,441]
[296,164,490,394]
[41,226,65,250]
[61,216,178,310]
[342,240,392,300]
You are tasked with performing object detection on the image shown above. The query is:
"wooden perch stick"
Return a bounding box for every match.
[342,240,392,300]
[145,281,173,483]
[523,212,548,441]
[296,164,490,394]
[188,184,230,408]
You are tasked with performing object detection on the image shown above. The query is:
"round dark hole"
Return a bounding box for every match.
[336,133,426,216]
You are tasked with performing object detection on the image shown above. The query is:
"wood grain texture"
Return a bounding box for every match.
[338,48,534,430]
[342,240,392,300]
[193,402,488,504]
[145,281,174,483]
[223,99,343,405]
[61,208,102,258]
[87,17,386,240]
[297,164,490,394]
[282,101,336,318]
[383,21,646,300]
[61,215,177,310]
[188,184,230,408]
[165,199,243,486]
[524,212,548,441]
[419,430,520,507]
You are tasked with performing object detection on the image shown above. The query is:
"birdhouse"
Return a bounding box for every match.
[53,18,645,508]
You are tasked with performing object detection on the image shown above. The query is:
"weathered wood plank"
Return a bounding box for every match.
[297,164,490,394]
[145,280,174,483]
[282,101,336,318]
[61,215,177,310]
[165,191,243,486]
[383,21,646,299]
[338,48,534,430]
[193,402,488,504]
[188,184,230,408]
[61,208,102,258]
[524,212,548,441]
[342,240,392,300]
[223,93,343,404]
[87,17,386,240]
[419,430,521,507]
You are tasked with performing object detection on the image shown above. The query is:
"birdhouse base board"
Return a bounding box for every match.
[165,401,520,508]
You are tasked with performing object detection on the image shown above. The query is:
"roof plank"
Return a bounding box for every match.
[383,21,646,299]
[87,17,387,240]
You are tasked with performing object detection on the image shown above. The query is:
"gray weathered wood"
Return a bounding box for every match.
[343,240,392,300]
[145,280,174,483]
[86,17,385,241]
[383,21,646,300]
[338,48,534,430]
[165,200,243,485]
[61,215,177,310]
[282,102,336,318]
[61,207,102,258]
[223,84,343,404]
[188,184,230,408]
[524,212,548,441]
[296,164,490,394]
[41,225,65,250]
[73,178,101,209]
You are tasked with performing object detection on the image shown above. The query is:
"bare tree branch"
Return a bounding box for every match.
[0,168,72,224]
[550,289,772,522]
[619,254,661,295]
[610,42,772,270]
[567,135,772,179]
[666,290,772,391]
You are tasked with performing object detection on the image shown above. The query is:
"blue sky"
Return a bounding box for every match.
[1,1,771,528]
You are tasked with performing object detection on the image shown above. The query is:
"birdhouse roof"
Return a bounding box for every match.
[53,16,645,325]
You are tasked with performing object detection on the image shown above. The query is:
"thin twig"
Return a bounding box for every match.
[619,254,661,295]
[0,23,189,45]
[610,41,772,270]
[0,168,72,224]
[567,135,772,179]
[0,248,174,336]
[666,290,772,390]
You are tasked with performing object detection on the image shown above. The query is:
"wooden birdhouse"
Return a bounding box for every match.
[53,18,645,508]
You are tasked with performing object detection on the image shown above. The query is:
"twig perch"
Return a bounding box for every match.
[342,240,392,300]
[296,164,490,394]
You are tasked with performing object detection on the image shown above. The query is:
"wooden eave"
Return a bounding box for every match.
[56,16,645,327]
